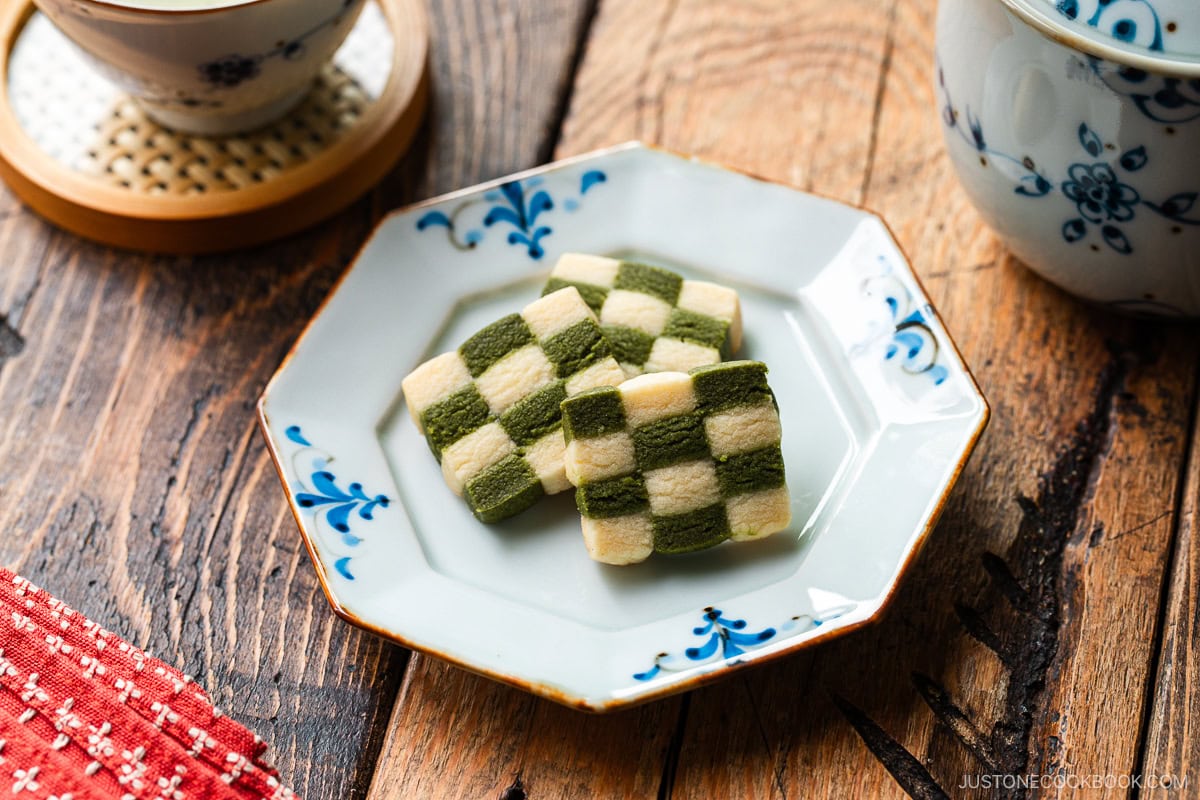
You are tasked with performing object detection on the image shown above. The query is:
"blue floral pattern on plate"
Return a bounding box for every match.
[849,255,951,390]
[285,425,388,581]
[416,169,607,259]
[868,268,950,387]
[633,605,853,681]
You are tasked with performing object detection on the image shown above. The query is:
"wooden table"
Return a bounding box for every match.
[3,0,1198,797]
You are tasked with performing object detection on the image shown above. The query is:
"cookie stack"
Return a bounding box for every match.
[401,254,791,564]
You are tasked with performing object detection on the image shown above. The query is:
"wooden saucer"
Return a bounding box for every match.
[0,0,428,254]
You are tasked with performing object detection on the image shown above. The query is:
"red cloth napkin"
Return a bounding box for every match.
[0,568,298,800]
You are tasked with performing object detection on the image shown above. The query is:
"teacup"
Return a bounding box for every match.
[33,0,367,136]
[936,0,1200,316]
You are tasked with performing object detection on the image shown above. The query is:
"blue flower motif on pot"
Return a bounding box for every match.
[1059,145,1144,254]
[1061,163,1140,224]
[1056,124,1149,253]
[1087,59,1200,124]
[939,67,1200,257]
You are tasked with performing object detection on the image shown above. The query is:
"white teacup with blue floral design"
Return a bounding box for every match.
[937,0,1200,315]
[33,0,366,136]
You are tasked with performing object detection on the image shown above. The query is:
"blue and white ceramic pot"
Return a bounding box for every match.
[937,0,1200,316]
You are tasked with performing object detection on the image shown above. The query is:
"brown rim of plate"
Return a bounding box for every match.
[995,0,1200,77]
[256,140,992,713]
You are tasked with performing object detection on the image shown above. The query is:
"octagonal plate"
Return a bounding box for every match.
[258,143,989,712]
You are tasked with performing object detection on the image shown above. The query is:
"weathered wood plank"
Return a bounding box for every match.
[555,0,1200,797]
[367,656,678,799]
[0,1,595,797]
[375,0,600,203]
[559,0,891,201]
[1142,380,1200,797]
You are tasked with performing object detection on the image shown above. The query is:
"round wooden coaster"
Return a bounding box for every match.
[0,0,428,254]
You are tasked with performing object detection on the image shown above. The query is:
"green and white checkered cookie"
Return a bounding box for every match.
[561,360,790,565]
[543,254,742,378]
[402,286,627,523]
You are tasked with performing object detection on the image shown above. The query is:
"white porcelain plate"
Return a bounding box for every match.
[258,143,989,711]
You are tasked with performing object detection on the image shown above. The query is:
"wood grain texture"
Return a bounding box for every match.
[0,0,595,797]
[377,0,599,198]
[555,0,1199,797]
[367,657,678,799]
[1143,379,1200,797]
[559,0,891,201]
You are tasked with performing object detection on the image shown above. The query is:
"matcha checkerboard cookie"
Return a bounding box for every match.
[561,360,791,565]
[402,286,627,523]
[543,254,742,377]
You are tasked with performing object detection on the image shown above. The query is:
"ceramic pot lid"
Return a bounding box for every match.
[1010,0,1200,63]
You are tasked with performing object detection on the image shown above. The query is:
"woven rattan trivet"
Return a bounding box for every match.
[0,0,427,254]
